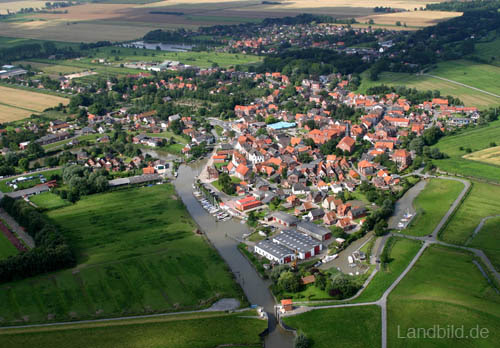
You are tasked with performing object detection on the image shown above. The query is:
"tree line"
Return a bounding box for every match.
[0,197,75,283]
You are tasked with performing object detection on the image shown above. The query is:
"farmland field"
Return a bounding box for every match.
[357,61,500,108]
[0,184,245,325]
[402,178,464,237]
[0,310,267,348]
[387,244,500,348]
[441,181,500,247]
[0,103,33,123]
[0,231,18,260]
[357,10,460,28]
[431,120,500,181]
[0,0,449,42]
[463,145,500,166]
[0,86,68,117]
[283,305,381,348]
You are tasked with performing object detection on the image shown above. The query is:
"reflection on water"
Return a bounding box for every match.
[173,160,294,348]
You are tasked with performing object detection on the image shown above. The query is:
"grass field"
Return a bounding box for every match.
[0,184,245,325]
[431,120,500,181]
[283,305,381,348]
[441,181,500,246]
[29,192,70,210]
[470,216,500,272]
[474,36,500,67]
[402,179,464,237]
[0,232,18,260]
[387,244,500,347]
[357,61,500,108]
[352,237,422,303]
[463,145,500,166]
[0,310,266,348]
[0,86,68,122]
[15,60,88,77]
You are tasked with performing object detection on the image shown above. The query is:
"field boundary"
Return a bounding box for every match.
[424,73,500,99]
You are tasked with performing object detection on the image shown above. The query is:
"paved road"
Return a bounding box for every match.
[424,74,500,99]
[0,302,251,330]
[466,214,500,245]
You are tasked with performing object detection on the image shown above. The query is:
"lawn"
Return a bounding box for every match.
[470,216,500,272]
[0,184,245,325]
[402,179,464,237]
[441,181,500,246]
[0,310,266,348]
[387,244,500,348]
[283,305,381,348]
[351,237,422,303]
[29,192,70,210]
[0,232,18,260]
[431,120,500,182]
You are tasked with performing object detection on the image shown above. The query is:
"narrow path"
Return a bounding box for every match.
[0,305,253,330]
[0,208,35,248]
[424,74,500,99]
[465,214,500,245]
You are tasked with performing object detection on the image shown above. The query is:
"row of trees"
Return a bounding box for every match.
[0,197,75,283]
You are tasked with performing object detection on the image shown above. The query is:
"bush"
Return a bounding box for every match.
[295,331,309,348]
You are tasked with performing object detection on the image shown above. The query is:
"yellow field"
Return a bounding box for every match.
[463,146,500,166]
[0,1,47,15]
[0,86,68,113]
[0,103,33,123]
[0,0,450,42]
[358,10,460,27]
[145,0,442,11]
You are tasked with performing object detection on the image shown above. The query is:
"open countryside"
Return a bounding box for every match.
[0,184,245,324]
[0,1,499,347]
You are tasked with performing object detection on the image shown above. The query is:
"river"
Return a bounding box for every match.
[173,160,294,348]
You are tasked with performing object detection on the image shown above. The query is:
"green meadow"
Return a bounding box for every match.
[387,244,500,348]
[0,184,244,325]
[402,179,464,237]
[352,237,422,303]
[431,120,500,182]
[0,310,266,348]
[441,181,500,253]
[357,60,500,108]
[283,305,381,348]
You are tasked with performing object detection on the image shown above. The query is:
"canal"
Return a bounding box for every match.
[173,160,294,348]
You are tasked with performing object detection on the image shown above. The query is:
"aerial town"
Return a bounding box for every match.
[0,2,499,348]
